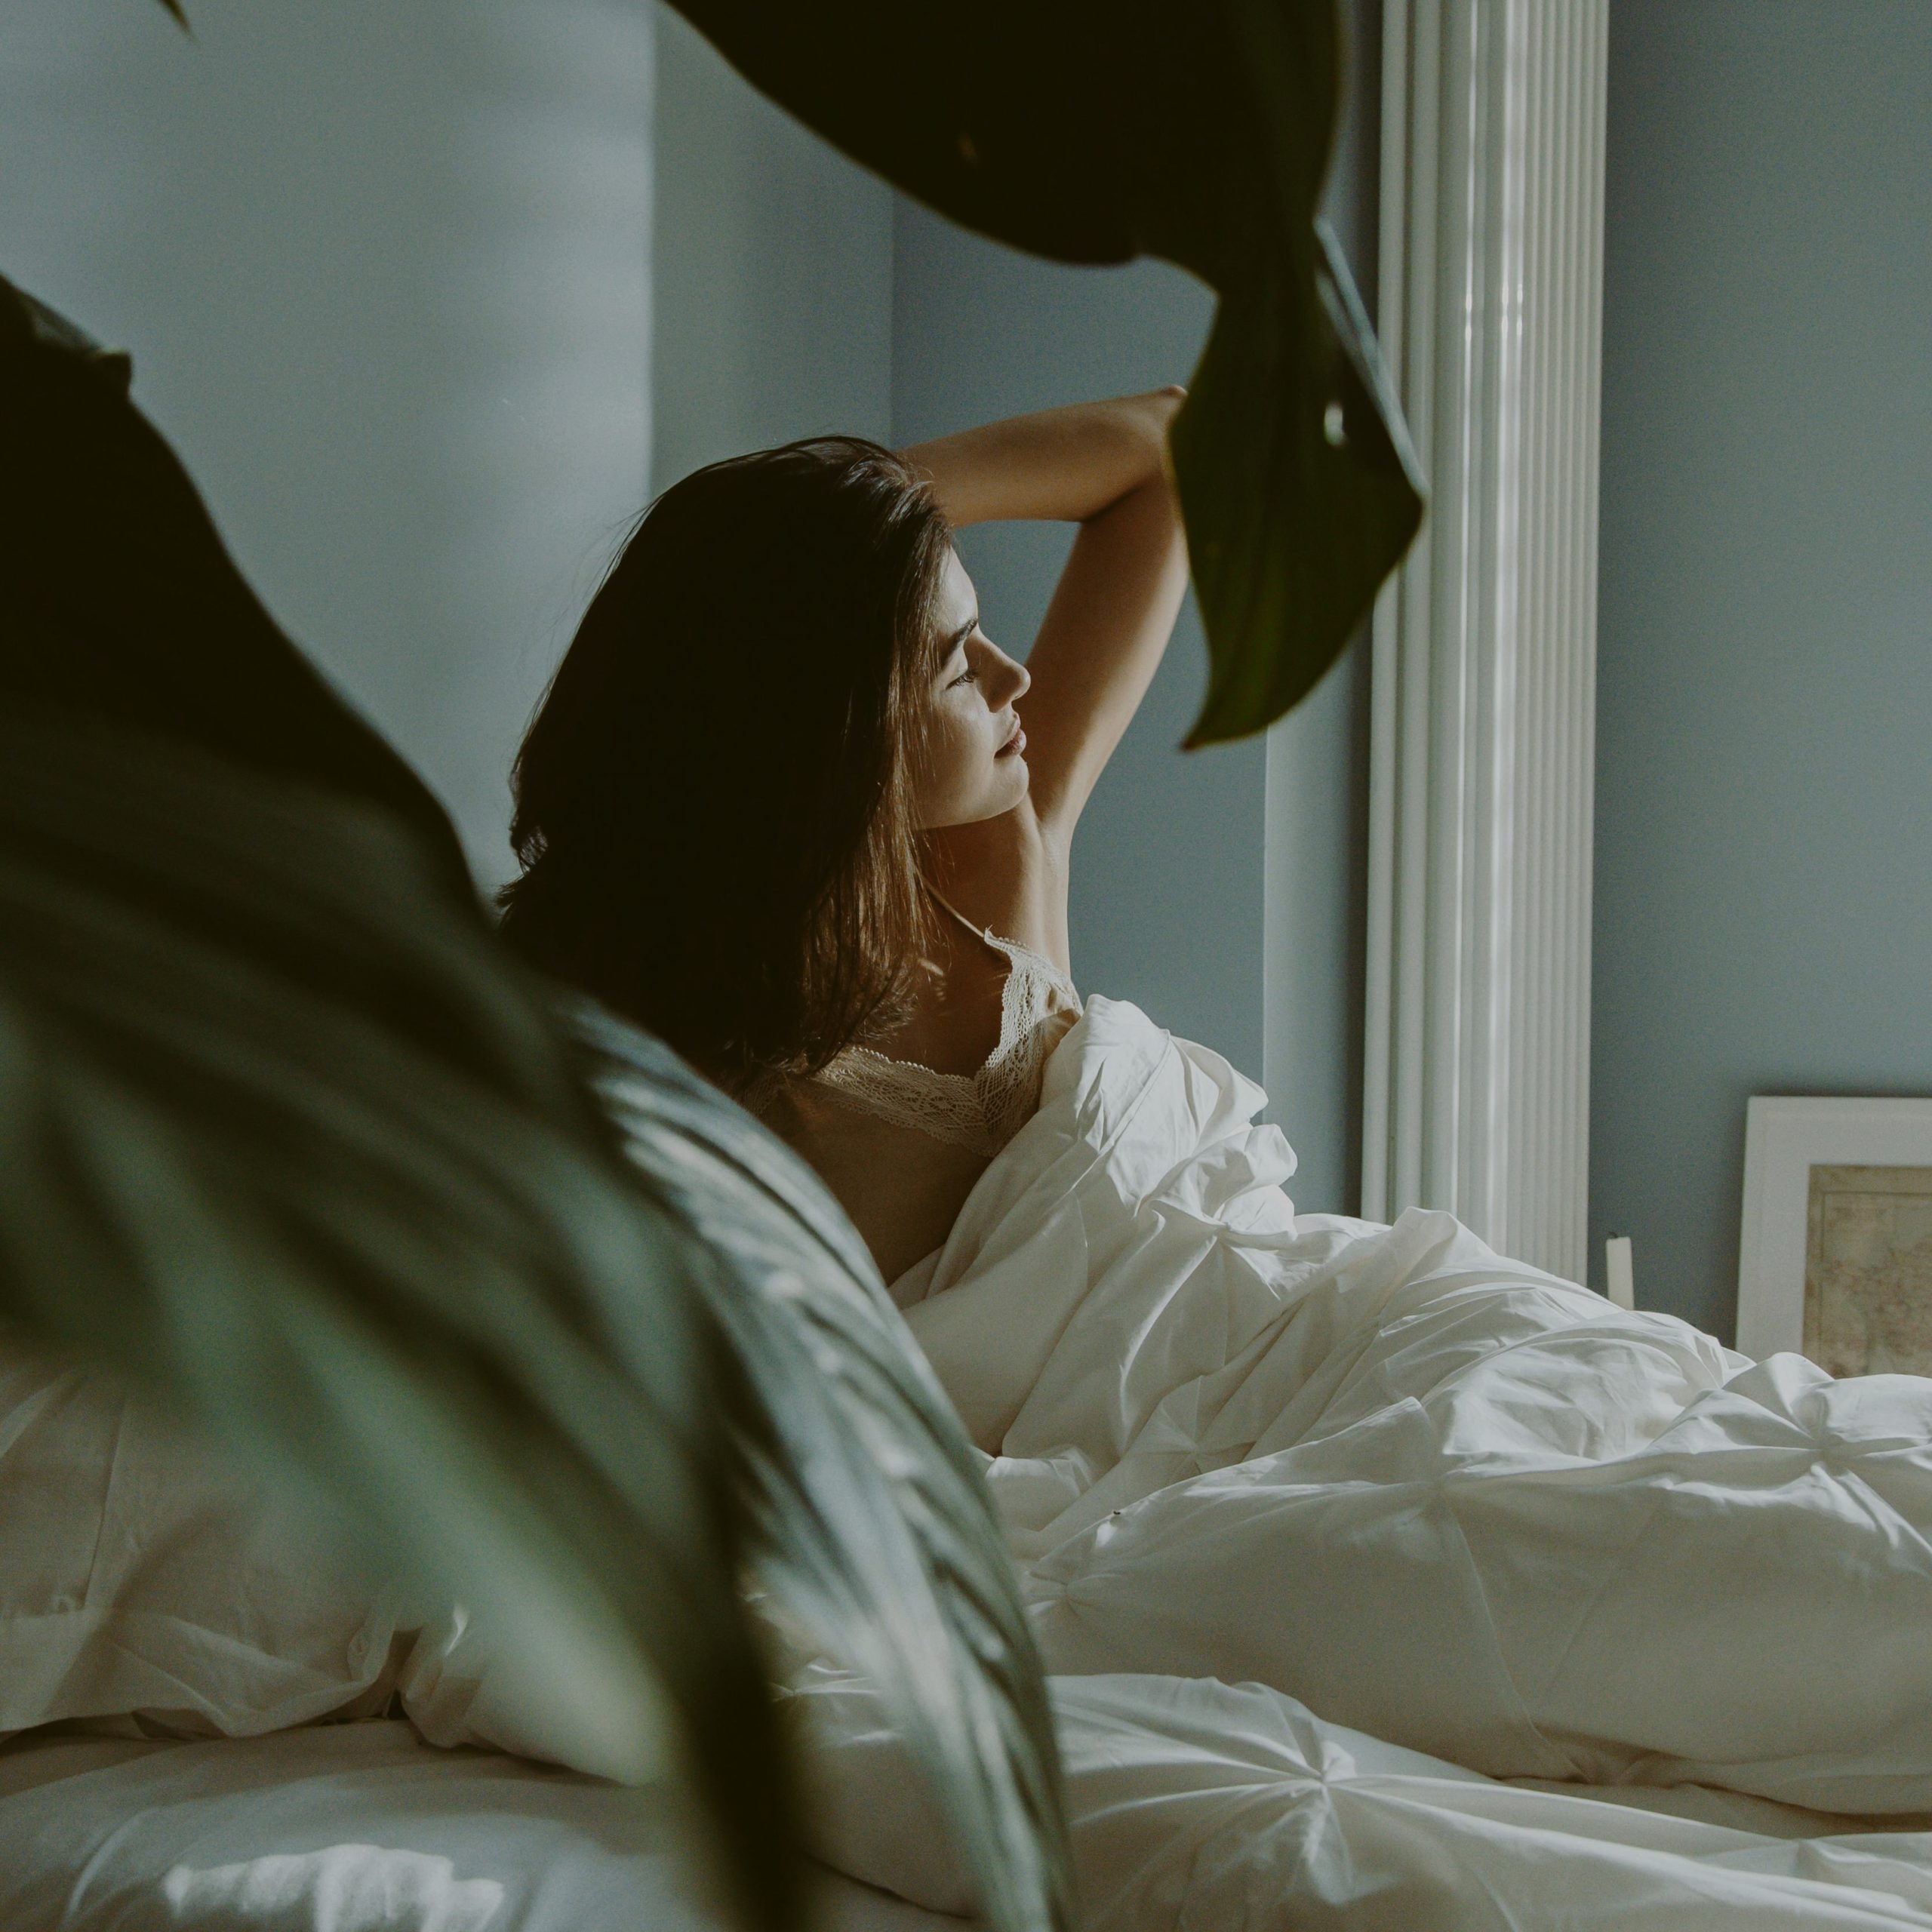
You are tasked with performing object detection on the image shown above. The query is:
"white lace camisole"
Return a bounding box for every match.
[749,903,1082,1291]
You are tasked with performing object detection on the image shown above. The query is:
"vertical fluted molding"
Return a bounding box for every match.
[1361,0,1607,1281]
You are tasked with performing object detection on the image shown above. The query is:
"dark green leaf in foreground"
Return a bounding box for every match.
[0,283,801,1932]
[2,275,1066,1931]
[0,707,799,1931]
[576,1010,1072,1932]
[662,0,1426,744]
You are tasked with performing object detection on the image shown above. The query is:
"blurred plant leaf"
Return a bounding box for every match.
[133,2,1421,730]
[0,276,469,870]
[2,271,1066,1932]
[576,1008,1072,1932]
[0,285,801,1932]
[661,0,1425,745]
[1174,216,1424,742]
[0,703,800,1931]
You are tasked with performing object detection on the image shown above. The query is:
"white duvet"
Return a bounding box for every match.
[854,995,1932,1927]
[18,994,1932,1931]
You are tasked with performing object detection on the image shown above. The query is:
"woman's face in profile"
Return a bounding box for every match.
[914,549,1032,830]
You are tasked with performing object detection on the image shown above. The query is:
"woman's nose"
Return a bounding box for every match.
[1001,653,1032,706]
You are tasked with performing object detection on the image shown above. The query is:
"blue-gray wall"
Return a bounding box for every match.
[1590,0,1932,1337]
[651,8,891,486]
[2,0,656,888]
[1262,3,1380,1216]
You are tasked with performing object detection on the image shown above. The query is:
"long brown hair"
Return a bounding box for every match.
[498,438,951,1084]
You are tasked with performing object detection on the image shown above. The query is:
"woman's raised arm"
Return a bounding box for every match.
[899,391,1189,844]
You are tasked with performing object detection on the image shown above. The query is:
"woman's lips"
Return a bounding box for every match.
[997,724,1026,758]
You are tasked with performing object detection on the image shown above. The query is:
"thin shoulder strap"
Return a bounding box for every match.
[928,886,996,947]
[928,884,1078,1001]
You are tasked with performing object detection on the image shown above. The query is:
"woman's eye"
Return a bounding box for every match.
[950,667,979,688]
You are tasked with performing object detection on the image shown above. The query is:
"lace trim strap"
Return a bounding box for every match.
[812,1046,1008,1156]
[798,904,1081,1155]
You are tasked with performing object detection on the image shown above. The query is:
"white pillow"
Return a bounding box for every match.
[0,1346,688,1782]
[0,1337,988,1897]
[0,1348,405,1740]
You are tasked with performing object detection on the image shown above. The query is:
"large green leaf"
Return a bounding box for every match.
[659,0,1426,743]
[0,695,1068,1932]
[0,285,800,1929]
[3,274,1066,1932]
[577,1008,1072,1932]
[0,702,801,1929]
[136,0,1424,739]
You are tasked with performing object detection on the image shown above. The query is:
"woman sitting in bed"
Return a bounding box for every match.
[501,394,1932,1835]
[500,393,1187,1288]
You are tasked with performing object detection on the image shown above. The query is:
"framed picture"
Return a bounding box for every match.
[1737,1097,1932,1369]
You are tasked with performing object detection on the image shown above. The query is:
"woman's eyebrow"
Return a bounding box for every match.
[949,614,979,652]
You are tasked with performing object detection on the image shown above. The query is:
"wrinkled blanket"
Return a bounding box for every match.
[858,997,1932,1924]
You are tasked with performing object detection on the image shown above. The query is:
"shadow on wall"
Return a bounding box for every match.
[651,6,893,482]
[0,0,655,887]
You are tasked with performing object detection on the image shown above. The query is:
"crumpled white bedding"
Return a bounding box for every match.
[1053,1674,1932,1931]
[17,1681,1932,1932]
[786,1663,1932,1930]
[867,995,1932,1922]
[12,1684,1932,1932]
[0,1721,960,1932]
[18,992,1932,1931]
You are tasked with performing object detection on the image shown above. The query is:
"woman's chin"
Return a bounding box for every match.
[924,763,1032,831]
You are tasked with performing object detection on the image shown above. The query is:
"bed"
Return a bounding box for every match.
[0,1721,962,1932]
[19,992,1932,1929]
[11,1690,1932,1930]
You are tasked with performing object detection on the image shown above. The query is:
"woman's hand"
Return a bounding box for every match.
[899,389,1184,531]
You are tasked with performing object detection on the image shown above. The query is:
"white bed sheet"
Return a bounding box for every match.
[23,992,1932,1929]
[783,1657,1932,1930]
[14,1690,1932,1932]
[0,1721,963,1932]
